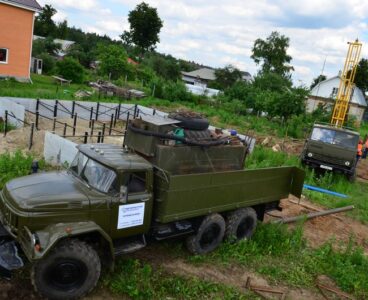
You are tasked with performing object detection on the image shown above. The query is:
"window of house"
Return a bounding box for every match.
[331,87,338,98]
[0,48,8,64]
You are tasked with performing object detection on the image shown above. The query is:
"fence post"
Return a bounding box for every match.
[97,131,102,143]
[102,123,106,138]
[73,113,77,136]
[90,119,95,139]
[114,108,118,127]
[71,101,75,118]
[125,112,130,131]
[54,100,58,118]
[117,103,121,120]
[153,109,156,116]
[3,110,8,137]
[133,104,138,119]
[109,114,114,135]
[29,123,35,150]
[52,117,56,133]
[84,132,88,144]
[95,102,100,121]
[89,107,94,128]
[36,99,40,111]
[63,123,67,138]
[35,111,39,130]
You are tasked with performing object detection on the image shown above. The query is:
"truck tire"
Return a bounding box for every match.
[225,208,257,242]
[347,170,356,182]
[186,213,225,255]
[31,239,101,300]
[170,113,210,131]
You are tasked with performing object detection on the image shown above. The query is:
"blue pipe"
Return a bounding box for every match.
[303,184,348,198]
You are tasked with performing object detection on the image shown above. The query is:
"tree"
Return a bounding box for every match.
[57,20,69,40]
[32,37,61,56]
[251,31,294,78]
[354,58,368,93]
[213,65,243,90]
[266,87,308,121]
[56,57,85,83]
[144,55,180,80]
[310,74,327,89]
[34,4,57,37]
[121,2,163,54]
[98,44,133,80]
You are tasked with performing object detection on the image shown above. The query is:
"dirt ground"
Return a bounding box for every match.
[0,113,125,158]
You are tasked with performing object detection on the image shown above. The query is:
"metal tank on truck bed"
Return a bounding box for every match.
[0,113,305,300]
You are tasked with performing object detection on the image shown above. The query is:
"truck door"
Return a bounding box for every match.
[110,170,153,239]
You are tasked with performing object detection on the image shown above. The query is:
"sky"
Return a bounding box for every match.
[37,0,368,86]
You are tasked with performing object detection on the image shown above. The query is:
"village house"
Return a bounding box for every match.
[307,75,367,123]
[0,0,42,82]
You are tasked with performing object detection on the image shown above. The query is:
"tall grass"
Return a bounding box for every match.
[105,258,252,300]
[0,151,44,189]
[187,223,368,298]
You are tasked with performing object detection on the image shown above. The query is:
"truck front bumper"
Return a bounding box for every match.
[0,223,24,279]
[302,158,354,175]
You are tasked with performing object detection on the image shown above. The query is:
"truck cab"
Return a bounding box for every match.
[301,124,359,180]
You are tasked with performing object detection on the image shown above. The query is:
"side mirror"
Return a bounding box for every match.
[120,186,128,203]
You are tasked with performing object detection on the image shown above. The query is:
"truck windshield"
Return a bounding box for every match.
[311,127,358,149]
[70,152,117,193]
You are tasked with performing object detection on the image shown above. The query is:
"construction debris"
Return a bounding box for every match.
[317,283,355,300]
[245,277,286,299]
[272,205,355,224]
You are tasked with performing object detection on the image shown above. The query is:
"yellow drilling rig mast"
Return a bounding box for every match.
[330,39,362,127]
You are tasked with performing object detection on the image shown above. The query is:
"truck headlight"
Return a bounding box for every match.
[345,161,350,167]
[307,152,313,158]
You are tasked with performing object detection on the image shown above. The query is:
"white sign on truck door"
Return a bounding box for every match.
[117,203,145,229]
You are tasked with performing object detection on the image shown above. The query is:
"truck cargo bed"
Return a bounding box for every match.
[154,167,305,223]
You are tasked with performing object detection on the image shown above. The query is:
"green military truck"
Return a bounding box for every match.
[301,123,360,181]
[0,115,304,299]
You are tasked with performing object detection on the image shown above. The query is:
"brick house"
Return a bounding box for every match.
[0,0,42,82]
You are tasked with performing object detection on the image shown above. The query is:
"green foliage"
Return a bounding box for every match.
[354,58,368,93]
[105,258,250,299]
[246,146,300,169]
[98,44,133,80]
[162,81,198,102]
[32,38,62,57]
[0,151,33,189]
[34,4,57,37]
[310,74,327,89]
[37,53,56,75]
[212,65,243,90]
[122,2,163,53]
[56,57,85,83]
[251,31,294,78]
[143,55,181,80]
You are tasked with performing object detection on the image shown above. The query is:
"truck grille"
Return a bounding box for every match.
[312,153,346,166]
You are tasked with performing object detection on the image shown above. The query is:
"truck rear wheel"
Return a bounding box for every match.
[31,239,101,300]
[186,214,225,255]
[225,208,257,242]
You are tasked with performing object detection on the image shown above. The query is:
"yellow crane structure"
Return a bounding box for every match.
[330,39,362,127]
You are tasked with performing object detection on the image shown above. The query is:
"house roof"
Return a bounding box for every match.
[1,0,42,11]
[182,68,216,81]
[310,75,367,107]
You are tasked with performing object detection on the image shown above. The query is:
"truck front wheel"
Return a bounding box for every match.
[186,213,225,255]
[31,239,101,300]
[225,208,257,242]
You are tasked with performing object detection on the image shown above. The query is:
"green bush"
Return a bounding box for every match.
[0,151,33,189]
[162,81,197,102]
[56,57,85,83]
[38,52,56,75]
